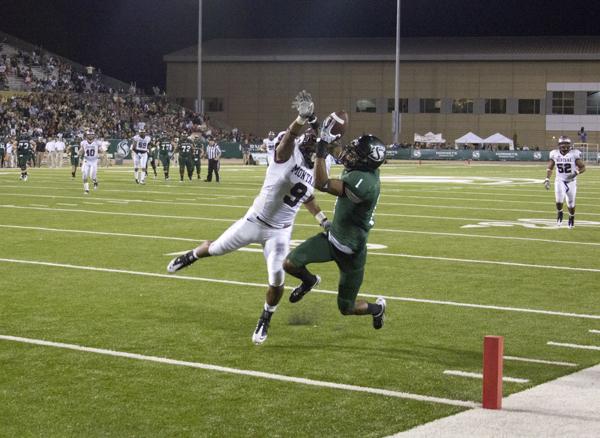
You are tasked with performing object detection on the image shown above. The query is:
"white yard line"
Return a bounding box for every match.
[547,341,600,351]
[0,257,598,320]
[0,334,478,409]
[503,356,577,367]
[443,370,529,384]
[589,330,600,334]
[28,204,48,208]
[56,203,77,206]
[2,223,598,273]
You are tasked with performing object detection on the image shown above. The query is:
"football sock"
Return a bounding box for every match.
[264,302,278,313]
[84,182,89,191]
[367,302,383,315]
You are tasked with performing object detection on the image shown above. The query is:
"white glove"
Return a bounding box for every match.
[543,178,550,190]
[320,114,341,144]
[291,90,314,120]
[565,169,579,181]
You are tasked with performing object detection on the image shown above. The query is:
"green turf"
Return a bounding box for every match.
[0,162,599,436]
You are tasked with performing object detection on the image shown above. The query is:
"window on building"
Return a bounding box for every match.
[205,97,224,112]
[586,91,600,115]
[551,91,574,114]
[356,98,377,113]
[420,98,441,113]
[518,99,541,114]
[387,98,408,113]
[484,98,507,114]
[452,99,474,114]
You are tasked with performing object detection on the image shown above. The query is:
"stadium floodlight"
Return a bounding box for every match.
[393,0,401,144]
[197,0,203,113]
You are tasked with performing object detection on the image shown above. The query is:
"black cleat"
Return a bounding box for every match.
[252,310,272,345]
[167,250,198,273]
[556,210,563,226]
[289,275,320,303]
[568,215,574,229]
[373,297,387,330]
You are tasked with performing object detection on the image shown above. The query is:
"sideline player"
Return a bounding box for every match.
[192,138,204,179]
[167,91,331,344]
[283,129,387,329]
[262,131,276,165]
[132,128,151,184]
[544,136,586,228]
[78,130,99,194]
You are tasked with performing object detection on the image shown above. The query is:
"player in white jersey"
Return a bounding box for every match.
[262,131,277,165]
[544,136,586,228]
[78,130,100,194]
[167,91,331,345]
[132,128,151,184]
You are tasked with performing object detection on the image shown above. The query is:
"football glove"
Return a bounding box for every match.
[291,90,314,120]
[319,115,342,144]
[543,178,550,190]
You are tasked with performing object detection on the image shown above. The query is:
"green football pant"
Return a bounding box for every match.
[287,232,366,314]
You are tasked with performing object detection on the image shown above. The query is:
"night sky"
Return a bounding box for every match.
[3,0,600,90]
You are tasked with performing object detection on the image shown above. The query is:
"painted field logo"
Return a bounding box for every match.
[116,141,130,158]
[462,218,600,229]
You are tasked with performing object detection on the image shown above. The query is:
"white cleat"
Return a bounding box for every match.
[252,311,271,345]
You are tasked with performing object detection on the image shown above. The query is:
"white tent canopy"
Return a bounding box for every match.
[482,133,514,150]
[414,132,446,144]
[455,132,484,144]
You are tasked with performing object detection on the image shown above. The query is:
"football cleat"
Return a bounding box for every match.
[84,189,89,194]
[372,297,387,330]
[568,216,574,229]
[289,275,320,303]
[167,250,198,273]
[252,310,272,345]
[556,210,563,226]
[135,178,139,184]
[93,182,98,190]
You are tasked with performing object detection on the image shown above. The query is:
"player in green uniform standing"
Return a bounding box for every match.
[68,138,81,178]
[158,133,175,180]
[192,138,204,179]
[17,133,35,181]
[177,133,195,182]
[0,136,5,168]
[283,133,388,328]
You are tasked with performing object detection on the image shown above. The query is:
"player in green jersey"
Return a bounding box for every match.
[284,132,388,329]
[68,138,81,178]
[17,133,35,181]
[157,133,175,180]
[149,142,159,179]
[177,134,195,182]
[192,139,204,179]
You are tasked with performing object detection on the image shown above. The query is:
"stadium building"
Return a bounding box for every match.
[164,36,600,148]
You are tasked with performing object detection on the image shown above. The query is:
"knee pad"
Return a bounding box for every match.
[337,297,355,315]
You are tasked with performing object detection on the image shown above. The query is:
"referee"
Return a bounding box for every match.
[204,136,222,183]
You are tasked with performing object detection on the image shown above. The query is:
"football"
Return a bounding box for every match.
[325,111,348,138]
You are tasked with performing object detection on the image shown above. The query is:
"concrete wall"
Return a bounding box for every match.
[166,60,600,148]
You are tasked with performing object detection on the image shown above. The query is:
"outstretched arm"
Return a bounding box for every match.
[275,90,315,163]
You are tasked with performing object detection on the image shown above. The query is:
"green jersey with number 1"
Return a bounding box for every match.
[330,168,380,253]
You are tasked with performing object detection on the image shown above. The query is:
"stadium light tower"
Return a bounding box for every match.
[393,0,401,144]
[196,0,203,113]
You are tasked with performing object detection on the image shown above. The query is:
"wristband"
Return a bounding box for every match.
[315,211,327,224]
[316,139,328,158]
[294,116,307,125]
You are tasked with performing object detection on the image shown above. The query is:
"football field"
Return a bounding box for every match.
[1,161,599,437]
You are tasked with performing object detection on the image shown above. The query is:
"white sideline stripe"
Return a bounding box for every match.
[56,203,77,206]
[547,341,600,351]
[589,330,600,334]
[29,203,48,207]
[0,257,599,320]
[369,252,600,273]
[503,356,577,367]
[2,223,597,273]
[443,370,529,384]
[0,334,479,409]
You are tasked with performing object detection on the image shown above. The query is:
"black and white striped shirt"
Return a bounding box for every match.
[206,144,222,160]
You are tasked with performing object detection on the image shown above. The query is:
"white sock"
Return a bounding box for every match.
[84,182,89,191]
[264,302,277,313]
